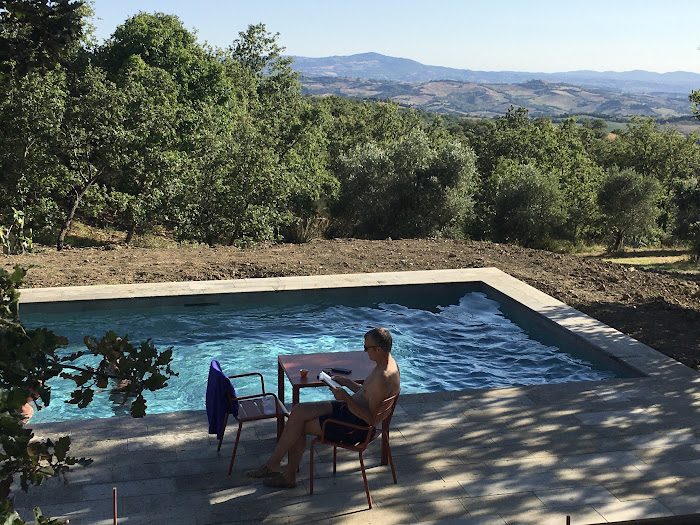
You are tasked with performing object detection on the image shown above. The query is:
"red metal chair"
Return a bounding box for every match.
[309,393,400,509]
[220,372,289,475]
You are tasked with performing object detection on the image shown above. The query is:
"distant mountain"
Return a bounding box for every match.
[299,76,693,119]
[289,52,700,95]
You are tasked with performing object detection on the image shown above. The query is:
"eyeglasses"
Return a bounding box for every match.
[364,345,378,352]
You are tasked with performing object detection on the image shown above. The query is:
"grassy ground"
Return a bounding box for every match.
[583,245,699,275]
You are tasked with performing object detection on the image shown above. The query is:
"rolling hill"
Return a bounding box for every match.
[290,53,700,120]
[290,52,700,94]
[299,76,693,119]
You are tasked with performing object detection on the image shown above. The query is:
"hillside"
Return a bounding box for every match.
[300,76,693,119]
[290,52,700,94]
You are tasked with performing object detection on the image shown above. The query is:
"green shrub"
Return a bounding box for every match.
[332,130,478,239]
[672,178,700,261]
[481,163,567,248]
[597,167,662,252]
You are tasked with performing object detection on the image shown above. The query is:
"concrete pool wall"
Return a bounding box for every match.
[19,267,693,381]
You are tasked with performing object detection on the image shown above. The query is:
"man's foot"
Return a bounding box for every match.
[245,464,279,478]
[263,473,297,489]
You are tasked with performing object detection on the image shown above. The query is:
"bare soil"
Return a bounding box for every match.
[4,238,699,369]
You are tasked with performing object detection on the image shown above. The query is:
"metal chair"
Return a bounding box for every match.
[224,371,289,474]
[309,393,400,509]
[206,361,289,474]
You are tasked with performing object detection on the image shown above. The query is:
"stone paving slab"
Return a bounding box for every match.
[418,516,507,525]
[658,494,700,516]
[501,505,605,525]
[458,472,565,497]
[533,485,618,508]
[592,498,673,522]
[604,477,688,501]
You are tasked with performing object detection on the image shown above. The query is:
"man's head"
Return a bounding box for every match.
[364,327,392,354]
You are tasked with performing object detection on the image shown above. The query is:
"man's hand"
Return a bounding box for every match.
[332,375,362,393]
[332,375,351,387]
[330,385,350,402]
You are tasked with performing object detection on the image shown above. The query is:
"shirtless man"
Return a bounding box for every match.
[245,327,400,488]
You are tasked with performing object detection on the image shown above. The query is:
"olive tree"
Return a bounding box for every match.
[472,109,602,243]
[0,0,89,82]
[0,69,66,249]
[672,177,700,261]
[108,55,183,243]
[332,128,478,238]
[686,85,700,259]
[177,24,336,246]
[600,118,700,233]
[597,167,662,251]
[690,89,700,121]
[52,65,127,250]
[480,162,566,248]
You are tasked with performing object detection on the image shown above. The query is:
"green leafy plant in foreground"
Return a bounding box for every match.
[0,265,178,524]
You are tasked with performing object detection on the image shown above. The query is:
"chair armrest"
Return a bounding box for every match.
[228,372,266,393]
[259,392,289,416]
[234,392,289,417]
[234,393,268,401]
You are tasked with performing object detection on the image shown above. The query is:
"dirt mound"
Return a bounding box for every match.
[4,238,699,369]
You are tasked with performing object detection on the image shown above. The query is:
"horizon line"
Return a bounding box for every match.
[287,52,700,76]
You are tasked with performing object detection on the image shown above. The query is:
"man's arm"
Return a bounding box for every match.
[331,386,374,424]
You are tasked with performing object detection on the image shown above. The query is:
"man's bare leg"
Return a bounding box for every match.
[263,401,330,472]
[276,416,323,484]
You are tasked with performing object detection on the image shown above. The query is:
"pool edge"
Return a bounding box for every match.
[19,268,696,382]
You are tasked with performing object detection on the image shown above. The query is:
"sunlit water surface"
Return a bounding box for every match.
[24,289,623,423]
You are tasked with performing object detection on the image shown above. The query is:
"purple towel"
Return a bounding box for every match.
[206,360,237,440]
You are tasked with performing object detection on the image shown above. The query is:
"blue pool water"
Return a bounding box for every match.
[23,286,628,423]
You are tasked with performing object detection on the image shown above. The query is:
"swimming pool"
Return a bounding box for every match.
[23,282,635,423]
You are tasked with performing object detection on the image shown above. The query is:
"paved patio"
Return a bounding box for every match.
[11,270,700,523]
[12,374,700,524]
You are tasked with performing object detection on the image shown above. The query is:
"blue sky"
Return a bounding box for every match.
[88,0,700,74]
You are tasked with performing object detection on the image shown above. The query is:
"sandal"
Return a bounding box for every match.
[263,473,297,489]
[245,464,279,478]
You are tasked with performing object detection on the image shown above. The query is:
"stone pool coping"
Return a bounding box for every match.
[19,267,695,380]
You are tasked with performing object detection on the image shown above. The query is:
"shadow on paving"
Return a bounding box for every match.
[10,379,700,524]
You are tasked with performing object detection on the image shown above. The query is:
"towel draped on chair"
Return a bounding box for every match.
[206,360,237,440]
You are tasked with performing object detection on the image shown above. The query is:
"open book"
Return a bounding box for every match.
[318,370,341,389]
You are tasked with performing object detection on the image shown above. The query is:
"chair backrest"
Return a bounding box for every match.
[370,392,400,429]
